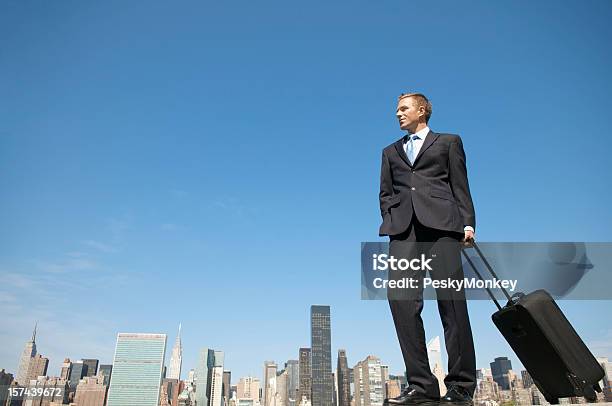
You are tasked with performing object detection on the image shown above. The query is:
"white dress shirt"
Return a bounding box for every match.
[404,126,474,234]
[403,126,430,158]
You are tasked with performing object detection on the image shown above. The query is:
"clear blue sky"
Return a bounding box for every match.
[1,0,611,382]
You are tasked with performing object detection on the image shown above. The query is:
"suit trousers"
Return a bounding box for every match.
[387,216,476,398]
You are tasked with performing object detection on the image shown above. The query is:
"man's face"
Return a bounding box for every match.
[396,97,424,132]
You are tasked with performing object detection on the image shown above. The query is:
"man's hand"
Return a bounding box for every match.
[463,229,475,247]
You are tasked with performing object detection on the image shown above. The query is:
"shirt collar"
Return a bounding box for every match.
[405,126,430,142]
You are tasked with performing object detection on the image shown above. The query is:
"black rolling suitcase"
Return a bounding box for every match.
[462,243,605,404]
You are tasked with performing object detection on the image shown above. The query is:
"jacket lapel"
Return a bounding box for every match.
[412,130,439,166]
[394,135,412,167]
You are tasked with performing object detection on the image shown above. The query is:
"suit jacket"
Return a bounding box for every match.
[379,130,476,236]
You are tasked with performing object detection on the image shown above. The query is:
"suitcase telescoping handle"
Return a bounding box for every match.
[461,242,514,310]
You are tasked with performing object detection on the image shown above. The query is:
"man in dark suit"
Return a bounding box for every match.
[379,92,477,406]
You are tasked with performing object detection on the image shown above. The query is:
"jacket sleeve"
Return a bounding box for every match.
[379,149,393,218]
[448,136,476,229]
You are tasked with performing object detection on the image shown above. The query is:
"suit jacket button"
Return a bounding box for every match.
[411,187,416,191]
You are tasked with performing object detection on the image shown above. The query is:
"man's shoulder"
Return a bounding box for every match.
[432,131,462,143]
[382,136,404,154]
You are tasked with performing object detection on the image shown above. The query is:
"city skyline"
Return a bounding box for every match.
[4,303,612,405]
[5,326,611,405]
[7,314,612,387]
[4,312,611,387]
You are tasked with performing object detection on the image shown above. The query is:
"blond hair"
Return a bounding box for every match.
[398,92,432,123]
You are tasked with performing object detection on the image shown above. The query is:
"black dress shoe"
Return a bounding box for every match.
[384,387,439,405]
[440,385,472,406]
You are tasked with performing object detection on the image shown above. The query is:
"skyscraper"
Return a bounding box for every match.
[74,375,107,406]
[336,350,350,406]
[160,378,182,406]
[223,371,232,406]
[310,305,332,406]
[106,333,167,406]
[298,348,312,402]
[26,354,49,383]
[276,369,289,406]
[82,359,99,377]
[426,336,446,397]
[195,348,225,406]
[98,364,113,386]
[285,360,299,406]
[352,356,383,406]
[490,357,512,390]
[69,361,89,389]
[521,370,534,389]
[237,376,260,401]
[379,366,388,400]
[60,358,72,381]
[0,369,14,405]
[168,323,183,380]
[210,360,225,406]
[263,361,278,406]
[16,323,37,385]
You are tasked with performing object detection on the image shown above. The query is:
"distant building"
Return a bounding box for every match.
[69,360,88,389]
[74,375,107,406]
[490,357,512,390]
[26,354,49,383]
[298,348,312,402]
[168,324,183,380]
[16,324,38,385]
[0,369,14,405]
[263,361,278,406]
[223,371,232,406]
[237,376,260,401]
[336,350,350,406]
[473,376,500,404]
[521,370,534,389]
[426,337,446,397]
[386,380,401,400]
[23,376,70,405]
[352,356,383,406]
[106,333,167,406]
[311,306,333,406]
[98,364,113,386]
[82,359,99,377]
[195,348,225,406]
[60,358,73,380]
[160,378,182,406]
[285,360,300,406]
[596,357,612,402]
[276,369,289,406]
[379,365,389,399]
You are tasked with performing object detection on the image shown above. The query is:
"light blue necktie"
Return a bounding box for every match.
[406,134,420,164]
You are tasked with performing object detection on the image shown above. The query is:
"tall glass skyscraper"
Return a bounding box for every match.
[490,357,512,390]
[195,348,225,406]
[69,361,88,389]
[82,359,99,377]
[311,305,333,406]
[106,333,167,406]
[285,360,299,406]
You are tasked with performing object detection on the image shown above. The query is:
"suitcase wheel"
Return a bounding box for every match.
[583,385,597,402]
